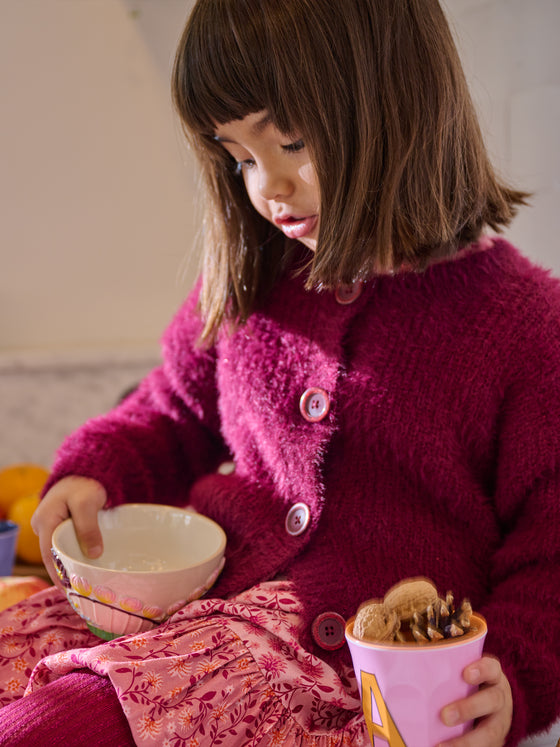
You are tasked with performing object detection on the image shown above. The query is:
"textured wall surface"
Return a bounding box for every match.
[0,352,158,466]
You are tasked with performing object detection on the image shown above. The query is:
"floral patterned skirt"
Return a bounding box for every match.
[0,581,368,746]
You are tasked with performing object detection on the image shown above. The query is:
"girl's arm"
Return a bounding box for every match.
[35,280,228,580]
[40,364,226,509]
[41,279,226,502]
[445,312,560,745]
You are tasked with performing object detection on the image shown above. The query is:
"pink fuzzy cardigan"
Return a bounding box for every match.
[45,239,560,744]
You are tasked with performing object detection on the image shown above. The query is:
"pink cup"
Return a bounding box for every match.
[345,612,487,747]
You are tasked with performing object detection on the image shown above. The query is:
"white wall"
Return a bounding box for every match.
[0,0,197,357]
[443,0,560,270]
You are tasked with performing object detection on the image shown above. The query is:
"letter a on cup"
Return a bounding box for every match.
[361,671,407,746]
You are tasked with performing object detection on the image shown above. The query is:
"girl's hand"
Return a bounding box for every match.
[30,476,107,586]
[438,655,513,747]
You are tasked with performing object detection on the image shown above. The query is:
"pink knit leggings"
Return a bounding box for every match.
[0,670,135,746]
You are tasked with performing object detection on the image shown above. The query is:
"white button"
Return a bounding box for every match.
[299,388,330,422]
[285,502,310,536]
[335,281,363,305]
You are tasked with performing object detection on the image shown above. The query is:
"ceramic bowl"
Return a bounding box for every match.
[51,504,226,639]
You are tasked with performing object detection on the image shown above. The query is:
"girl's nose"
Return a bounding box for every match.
[258,167,293,201]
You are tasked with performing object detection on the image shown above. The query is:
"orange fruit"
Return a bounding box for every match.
[7,494,43,565]
[0,576,50,612]
[0,464,49,518]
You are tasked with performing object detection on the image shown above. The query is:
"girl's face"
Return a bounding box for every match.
[214,111,320,252]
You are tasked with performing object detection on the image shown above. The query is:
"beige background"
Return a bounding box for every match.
[1,0,197,356]
[1,0,559,357]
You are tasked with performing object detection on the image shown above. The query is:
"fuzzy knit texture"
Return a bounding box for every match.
[43,238,560,745]
[0,671,134,746]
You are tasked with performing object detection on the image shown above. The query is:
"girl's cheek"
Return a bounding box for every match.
[298,161,318,188]
[243,176,267,215]
[242,172,256,200]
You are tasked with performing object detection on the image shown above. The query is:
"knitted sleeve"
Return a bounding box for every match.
[43,279,228,507]
[479,287,560,743]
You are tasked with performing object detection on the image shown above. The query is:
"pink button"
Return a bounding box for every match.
[335,281,363,305]
[312,612,347,650]
[285,502,310,536]
[299,388,330,422]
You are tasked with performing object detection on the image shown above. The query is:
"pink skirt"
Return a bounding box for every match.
[0,581,368,745]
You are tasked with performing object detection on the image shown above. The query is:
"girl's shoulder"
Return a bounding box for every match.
[466,238,560,381]
[478,237,560,324]
[389,238,560,378]
[427,236,560,327]
[487,237,560,288]
[161,277,207,349]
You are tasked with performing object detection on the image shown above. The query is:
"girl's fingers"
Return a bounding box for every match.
[67,483,107,559]
[441,683,506,728]
[439,709,509,747]
[31,476,107,585]
[441,656,503,725]
[438,656,512,747]
[31,491,71,586]
[463,656,503,687]
[34,514,65,586]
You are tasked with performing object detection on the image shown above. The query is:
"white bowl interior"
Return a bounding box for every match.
[53,504,226,573]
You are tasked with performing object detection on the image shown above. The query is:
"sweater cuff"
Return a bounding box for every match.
[41,437,133,507]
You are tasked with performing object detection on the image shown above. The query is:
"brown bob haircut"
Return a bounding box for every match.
[172,0,527,340]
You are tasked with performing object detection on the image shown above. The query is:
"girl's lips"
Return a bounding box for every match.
[274,215,318,240]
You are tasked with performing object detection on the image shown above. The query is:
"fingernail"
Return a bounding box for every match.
[442,707,459,726]
[87,545,102,558]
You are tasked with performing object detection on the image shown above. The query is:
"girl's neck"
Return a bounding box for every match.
[380,235,494,277]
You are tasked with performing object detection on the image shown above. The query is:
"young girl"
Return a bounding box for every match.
[1,0,559,745]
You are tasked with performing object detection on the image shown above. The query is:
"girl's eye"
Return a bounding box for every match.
[231,139,304,175]
[234,158,255,175]
[283,139,305,153]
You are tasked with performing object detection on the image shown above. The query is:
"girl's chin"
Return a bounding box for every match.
[296,235,317,253]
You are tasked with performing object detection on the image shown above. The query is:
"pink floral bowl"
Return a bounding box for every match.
[51,504,226,640]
